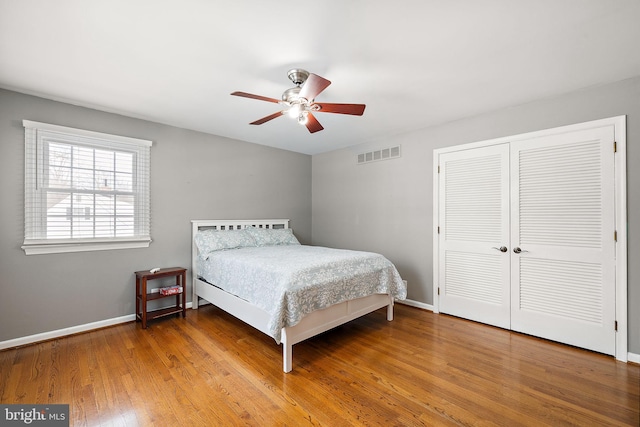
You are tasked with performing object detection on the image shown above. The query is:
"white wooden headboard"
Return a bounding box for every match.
[191,219,289,234]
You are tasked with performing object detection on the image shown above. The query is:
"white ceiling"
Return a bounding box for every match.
[1,1,639,155]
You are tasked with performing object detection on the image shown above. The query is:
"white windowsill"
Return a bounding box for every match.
[22,238,152,255]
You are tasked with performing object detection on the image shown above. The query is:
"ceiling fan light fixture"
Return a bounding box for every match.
[288,103,302,119]
[297,111,309,125]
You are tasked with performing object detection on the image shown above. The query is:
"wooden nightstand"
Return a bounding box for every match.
[135,267,187,329]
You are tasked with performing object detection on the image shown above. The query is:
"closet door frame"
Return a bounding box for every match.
[432,115,628,362]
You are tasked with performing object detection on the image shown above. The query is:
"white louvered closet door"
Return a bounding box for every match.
[510,127,616,355]
[438,144,511,329]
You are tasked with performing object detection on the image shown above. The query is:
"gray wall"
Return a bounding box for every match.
[2,75,638,355]
[312,76,640,354]
[0,89,312,342]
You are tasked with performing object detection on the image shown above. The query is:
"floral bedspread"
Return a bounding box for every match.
[197,245,407,343]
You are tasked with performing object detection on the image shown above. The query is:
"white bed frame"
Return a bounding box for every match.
[191,219,395,373]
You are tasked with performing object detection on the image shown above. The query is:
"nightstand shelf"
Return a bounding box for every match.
[135,267,187,329]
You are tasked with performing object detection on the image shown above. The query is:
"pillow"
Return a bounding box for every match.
[194,229,257,257]
[245,227,300,247]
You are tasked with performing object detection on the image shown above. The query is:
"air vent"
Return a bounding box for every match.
[357,145,401,164]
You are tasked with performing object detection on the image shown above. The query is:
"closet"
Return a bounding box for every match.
[433,117,626,359]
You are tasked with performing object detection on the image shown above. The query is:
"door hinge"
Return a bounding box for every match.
[614,230,617,242]
[438,165,440,173]
[438,287,440,295]
[615,320,618,331]
[437,226,440,234]
[614,141,617,153]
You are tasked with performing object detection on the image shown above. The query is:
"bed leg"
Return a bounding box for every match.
[283,345,293,373]
[387,297,394,321]
[282,333,293,373]
[192,281,199,310]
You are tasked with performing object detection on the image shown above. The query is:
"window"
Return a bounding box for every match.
[22,121,152,254]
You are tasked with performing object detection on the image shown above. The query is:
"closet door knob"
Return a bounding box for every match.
[492,246,508,253]
[513,247,528,254]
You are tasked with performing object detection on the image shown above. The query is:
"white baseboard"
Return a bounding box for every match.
[0,314,135,350]
[397,298,433,311]
[0,302,193,351]
[628,352,640,364]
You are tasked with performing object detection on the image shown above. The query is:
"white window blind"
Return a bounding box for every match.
[22,120,152,255]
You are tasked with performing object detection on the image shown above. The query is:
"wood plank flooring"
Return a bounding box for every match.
[1,304,638,426]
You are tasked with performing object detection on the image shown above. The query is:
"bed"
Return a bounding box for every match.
[191,219,407,372]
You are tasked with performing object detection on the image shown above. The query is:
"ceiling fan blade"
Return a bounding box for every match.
[250,111,284,125]
[298,73,331,101]
[304,112,324,133]
[314,102,366,116]
[231,91,281,104]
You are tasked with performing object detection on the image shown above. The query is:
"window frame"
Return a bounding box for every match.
[22,120,152,255]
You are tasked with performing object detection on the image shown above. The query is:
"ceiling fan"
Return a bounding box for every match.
[231,69,366,133]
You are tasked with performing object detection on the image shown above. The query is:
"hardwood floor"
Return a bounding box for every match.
[1,304,638,426]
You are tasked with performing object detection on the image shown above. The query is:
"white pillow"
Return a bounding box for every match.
[194,229,257,257]
[245,227,300,246]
